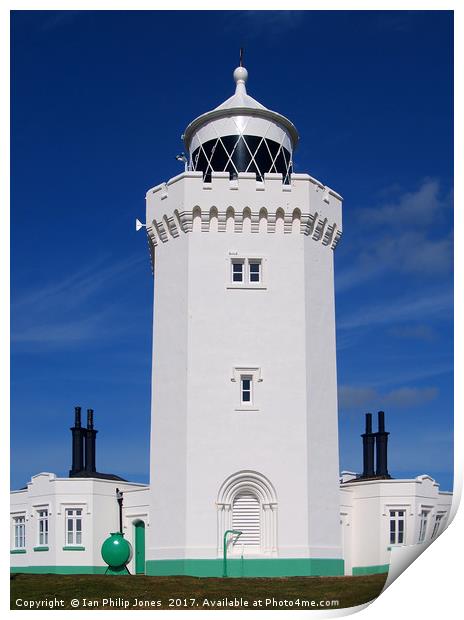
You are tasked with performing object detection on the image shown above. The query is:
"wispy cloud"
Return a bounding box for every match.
[389,324,438,342]
[11,254,145,349]
[337,288,452,331]
[336,179,453,293]
[339,384,439,411]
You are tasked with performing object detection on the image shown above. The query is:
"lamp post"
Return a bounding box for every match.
[116,488,123,534]
[223,530,242,578]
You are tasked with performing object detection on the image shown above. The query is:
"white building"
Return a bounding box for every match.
[10,63,452,577]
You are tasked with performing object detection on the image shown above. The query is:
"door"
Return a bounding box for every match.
[232,492,261,554]
[134,521,145,574]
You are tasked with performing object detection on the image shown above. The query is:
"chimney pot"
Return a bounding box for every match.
[74,406,81,428]
[365,412,372,434]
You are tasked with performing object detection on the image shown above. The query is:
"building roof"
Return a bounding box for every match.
[183,65,299,151]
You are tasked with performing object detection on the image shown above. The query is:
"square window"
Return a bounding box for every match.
[229,258,264,287]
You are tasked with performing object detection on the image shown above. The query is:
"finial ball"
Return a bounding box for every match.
[233,66,248,84]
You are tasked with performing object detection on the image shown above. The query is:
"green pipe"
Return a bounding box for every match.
[223,530,242,578]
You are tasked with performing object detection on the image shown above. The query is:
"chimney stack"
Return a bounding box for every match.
[70,406,84,476]
[360,413,375,478]
[375,411,391,478]
[84,408,98,473]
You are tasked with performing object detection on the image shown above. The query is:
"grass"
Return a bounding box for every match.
[10,572,388,610]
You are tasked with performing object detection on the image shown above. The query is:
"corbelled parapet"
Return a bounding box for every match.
[145,171,343,263]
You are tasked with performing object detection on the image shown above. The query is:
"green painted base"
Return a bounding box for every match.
[105,566,131,575]
[10,566,107,575]
[352,564,389,576]
[145,558,344,578]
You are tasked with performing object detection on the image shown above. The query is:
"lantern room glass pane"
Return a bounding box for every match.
[191,136,292,183]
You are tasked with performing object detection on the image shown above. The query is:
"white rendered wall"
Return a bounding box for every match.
[10,473,148,571]
[339,475,453,574]
[146,171,343,563]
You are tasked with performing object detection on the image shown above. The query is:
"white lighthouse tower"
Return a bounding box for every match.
[145,63,344,577]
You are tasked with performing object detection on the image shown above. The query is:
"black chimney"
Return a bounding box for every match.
[70,406,84,476]
[84,409,98,473]
[375,411,391,478]
[361,413,375,478]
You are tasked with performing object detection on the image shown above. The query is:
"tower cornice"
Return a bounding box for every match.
[145,171,343,269]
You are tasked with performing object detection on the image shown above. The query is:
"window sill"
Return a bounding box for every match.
[10,549,26,554]
[234,407,260,412]
[62,546,85,551]
[33,546,49,552]
[226,285,267,290]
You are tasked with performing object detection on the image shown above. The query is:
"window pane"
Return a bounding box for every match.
[390,532,395,544]
[399,511,404,517]
[232,262,243,282]
[398,521,404,532]
[76,531,82,545]
[68,532,73,544]
[76,519,82,532]
[242,379,251,390]
[67,519,73,532]
[76,510,82,516]
[398,532,404,543]
[249,261,261,283]
[242,391,251,402]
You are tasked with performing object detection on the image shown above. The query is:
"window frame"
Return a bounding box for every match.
[389,509,406,545]
[240,374,253,406]
[431,512,445,539]
[418,509,430,543]
[12,514,26,550]
[248,259,262,284]
[232,367,262,411]
[37,508,49,546]
[231,259,245,283]
[227,256,266,290]
[65,508,83,546]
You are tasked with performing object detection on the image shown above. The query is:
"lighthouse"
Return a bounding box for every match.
[145,63,344,577]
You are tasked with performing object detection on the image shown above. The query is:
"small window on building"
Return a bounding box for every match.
[431,513,444,539]
[232,260,244,282]
[38,509,48,546]
[418,509,430,543]
[13,516,26,549]
[229,258,264,287]
[241,375,253,405]
[389,509,405,545]
[248,260,261,283]
[66,508,83,545]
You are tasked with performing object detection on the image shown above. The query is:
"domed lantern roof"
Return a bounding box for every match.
[183,64,299,184]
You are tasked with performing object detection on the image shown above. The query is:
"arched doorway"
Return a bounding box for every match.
[232,491,261,553]
[216,470,278,556]
[133,521,145,574]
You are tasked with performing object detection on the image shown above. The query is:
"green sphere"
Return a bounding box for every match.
[101,532,132,568]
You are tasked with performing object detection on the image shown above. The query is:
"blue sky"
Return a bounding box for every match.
[11,10,453,491]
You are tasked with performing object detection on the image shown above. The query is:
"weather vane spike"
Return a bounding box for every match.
[239,47,244,67]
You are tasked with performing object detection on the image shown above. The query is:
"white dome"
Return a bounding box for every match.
[183,65,298,184]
